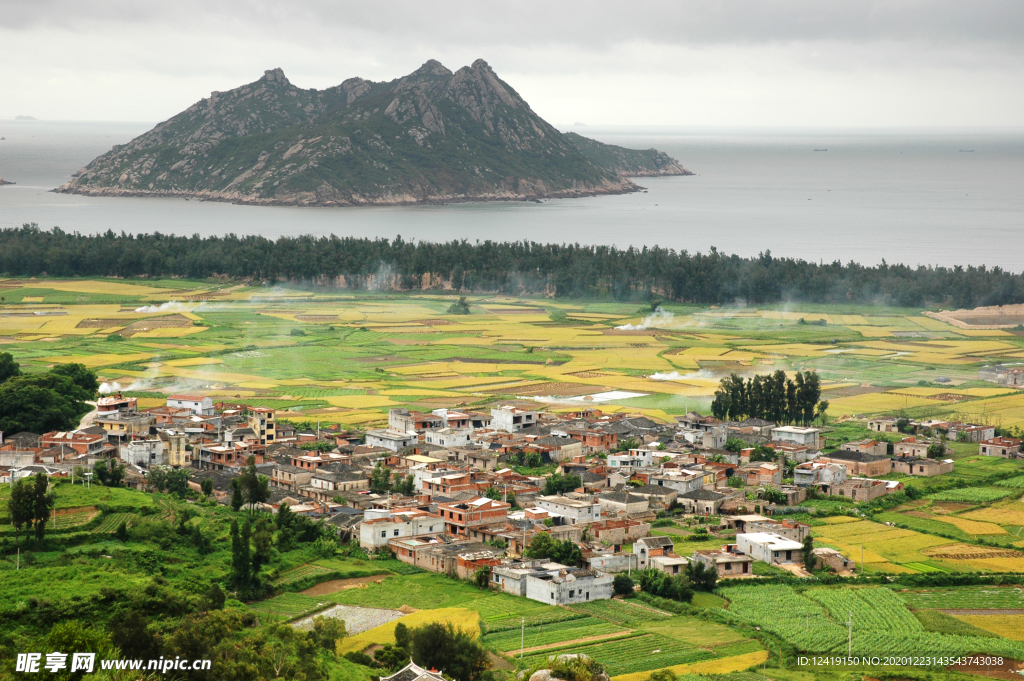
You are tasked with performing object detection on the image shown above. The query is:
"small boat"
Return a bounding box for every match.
[813,148,827,152]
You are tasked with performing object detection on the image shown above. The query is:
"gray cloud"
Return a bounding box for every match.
[1,0,1022,125]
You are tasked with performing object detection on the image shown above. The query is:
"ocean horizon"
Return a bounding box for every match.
[2,119,1023,271]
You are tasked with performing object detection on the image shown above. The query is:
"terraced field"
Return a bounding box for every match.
[483,616,627,653]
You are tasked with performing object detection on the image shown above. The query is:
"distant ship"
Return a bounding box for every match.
[959,149,974,152]
[814,148,828,152]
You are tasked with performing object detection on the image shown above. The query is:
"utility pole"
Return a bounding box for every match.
[861,546,864,576]
[847,611,853,657]
[520,617,525,661]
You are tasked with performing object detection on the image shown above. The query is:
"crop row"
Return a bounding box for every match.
[896,586,1024,609]
[274,564,332,587]
[484,610,586,633]
[248,593,327,619]
[568,598,672,626]
[926,488,1013,503]
[484,617,625,652]
[522,634,712,676]
[994,475,1024,489]
[94,513,138,533]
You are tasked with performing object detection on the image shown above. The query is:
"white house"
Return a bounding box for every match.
[120,439,165,467]
[359,509,444,550]
[490,405,538,432]
[166,394,214,416]
[607,448,656,468]
[423,427,474,448]
[534,495,601,524]
[771,426,823,448]
[736,532,804,565]
[524,567,614,605]
[365,429,419,452]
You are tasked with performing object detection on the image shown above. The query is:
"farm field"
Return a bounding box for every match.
[3,278,1024,428]
[723,584,1024,657]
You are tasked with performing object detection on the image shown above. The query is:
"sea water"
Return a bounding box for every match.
[0,120,1022,270]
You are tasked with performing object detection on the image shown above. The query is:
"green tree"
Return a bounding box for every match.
[686,560,718,592]
[802,535,815,568]
[93,459,125,487]
[311,615,346,652]
[612,573,634,596]
[370,463,392,494]
[447,296,471,315]
[394,622,411,651]
[238,455,269,511]
[31,472,56,543]
[115,519,129,541]
[394,474,415,496]
[927,441,948,458]
[723,438,747,453]
[230,478,244,512]
[201,478,214,496]
[252,517,274,572]
[229,519,251,594]
[8,476,34,547]
[410,622,489,681]
[543,473,581,495]
[0,351,20,383]
[204,583,226,611]
[50,362,99,396]
[165,469,189,497]
[110,610,161,661]
[473,565,492,589]
[374,644,410,671]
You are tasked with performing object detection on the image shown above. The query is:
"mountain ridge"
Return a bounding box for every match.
[57,60,691,207]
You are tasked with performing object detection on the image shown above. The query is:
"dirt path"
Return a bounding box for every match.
[300,575,388,596]
[507,630,635,655]
[936,608,1024,615]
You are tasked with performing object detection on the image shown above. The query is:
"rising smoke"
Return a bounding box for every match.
[616,307,675,331]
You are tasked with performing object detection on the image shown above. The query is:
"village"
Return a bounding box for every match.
[3,391,1018,605]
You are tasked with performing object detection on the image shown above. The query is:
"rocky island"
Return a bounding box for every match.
[0,178,14,186]
[56,59,691,207]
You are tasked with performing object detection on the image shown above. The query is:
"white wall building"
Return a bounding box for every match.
[120,439,165,467]
[534,495,601,524]
[365,429,419,452]
[607,448,656,468]
[736,532,805,565]
[359,510,444,550]
[166,394,214,416]
[490,405,538,432]
[771,426,822,448]
[423,427,474,448]
[524,567,614,605]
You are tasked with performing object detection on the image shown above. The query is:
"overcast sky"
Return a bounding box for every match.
[3,0,1023,127]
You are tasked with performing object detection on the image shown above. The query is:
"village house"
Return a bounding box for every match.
[633,536,675,569]
[649,469,704,495]
[738,462,782,487]
[607,448,656,469]
[525,435,584,462]
[746,518,811,542]
[891,456,955,476]
[980,437,1022,458]
[365,428,419,452]
[247,407,276,444]
[893,437,932,458]
[40,430,108,457]
[736,532,804,565]
[587,518,651,550]
[692,544,754,578]
[948,423,996,443]
[771,426,824,449]
[270,464,314,491]
[491,405,539,432]
[867,417,900,433]
[524,567,614,605]
[534,494,602,525]
[811,547,856,574]
[423,427,474,448]
[167,394,215,416]
[793,461,848,491]
[625,484,678,510]
[836,477,895,502]
[818,450,891,477]
[595,489,649,515]
[841,439,889,457]
[359,508,444,551]
[676,488,729,516]
[120,439,165,467]
[436,497,511,538]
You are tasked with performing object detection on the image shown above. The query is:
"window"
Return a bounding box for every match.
[725,562,732,570]
[586,592,589,600]
[569,590,574,598]
[550,593,554,600]
[381,531,386,538]
[394,529,399,536]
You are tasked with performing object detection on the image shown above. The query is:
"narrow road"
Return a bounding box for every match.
[78,401,98,429]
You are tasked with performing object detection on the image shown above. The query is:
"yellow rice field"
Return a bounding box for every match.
[953,615,1024,641]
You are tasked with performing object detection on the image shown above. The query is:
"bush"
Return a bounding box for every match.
[613,574,634,596]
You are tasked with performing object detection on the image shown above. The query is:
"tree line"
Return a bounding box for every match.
[711,370,829,425]
[3,224,1024,307]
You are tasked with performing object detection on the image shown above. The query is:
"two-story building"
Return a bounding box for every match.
[167,394,214,416]
[736,532,804,565]
[771,426,824,449]
[436,497,511,538]
[533,495,601,525]
[359,509,444,551]
[980,437,1022,458]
